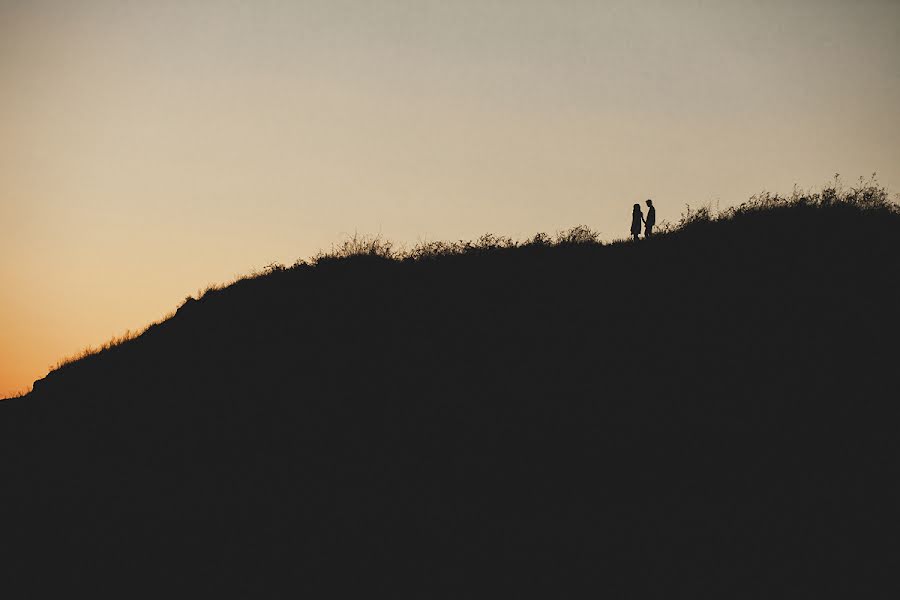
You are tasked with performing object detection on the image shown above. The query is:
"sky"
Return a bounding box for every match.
[2,0,899,397]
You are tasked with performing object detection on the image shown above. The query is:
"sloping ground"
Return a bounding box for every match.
[2,202,899,597]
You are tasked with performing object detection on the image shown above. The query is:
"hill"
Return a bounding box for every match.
[3,183,900,597]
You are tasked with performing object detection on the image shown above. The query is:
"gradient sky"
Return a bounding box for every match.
[2,0,899,397]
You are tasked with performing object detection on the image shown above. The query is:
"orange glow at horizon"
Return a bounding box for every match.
[2,0,900,397]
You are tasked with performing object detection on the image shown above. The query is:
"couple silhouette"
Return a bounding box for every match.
[631,199,655,241]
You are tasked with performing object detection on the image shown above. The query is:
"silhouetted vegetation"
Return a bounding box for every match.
[2,178,899,597]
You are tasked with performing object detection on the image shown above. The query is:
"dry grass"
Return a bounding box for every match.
[1,387,32,401]
[43,175,896,377]
[50,310,176,372]
[670,173,896,230]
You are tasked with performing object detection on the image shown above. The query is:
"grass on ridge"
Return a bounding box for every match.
[40,175,898,378]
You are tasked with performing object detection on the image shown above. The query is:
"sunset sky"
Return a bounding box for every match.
[2,0,899,397]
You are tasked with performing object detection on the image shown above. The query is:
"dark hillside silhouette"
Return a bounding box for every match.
[2,182,900,597]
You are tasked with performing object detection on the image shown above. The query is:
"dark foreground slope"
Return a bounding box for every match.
[3,199,900,597]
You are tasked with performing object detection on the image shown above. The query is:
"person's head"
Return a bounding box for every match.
[646,199,653,207]
[633,203,640,211]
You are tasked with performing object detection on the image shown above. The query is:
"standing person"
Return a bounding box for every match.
[645,199,656,237]
[631,203,644,241]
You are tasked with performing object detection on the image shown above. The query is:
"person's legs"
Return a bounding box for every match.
[645,225,653,238]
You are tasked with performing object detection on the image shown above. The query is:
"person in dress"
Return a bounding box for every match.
[631,203,644,241]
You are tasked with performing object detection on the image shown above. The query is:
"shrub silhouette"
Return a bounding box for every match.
[2,179,899,597]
